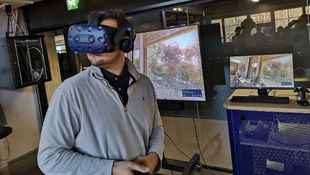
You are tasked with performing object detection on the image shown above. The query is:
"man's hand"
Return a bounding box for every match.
[112,161,149,175]
[134,152,159,173]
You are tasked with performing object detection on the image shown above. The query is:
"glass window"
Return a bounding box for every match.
[224,15,247,43]
[275,9,288,20]
[211,19,224,43]
[276,19,289,30]
[288,7,303,18]
[306,6,310,14]
[275,7,303,30]
[250,12,271,24]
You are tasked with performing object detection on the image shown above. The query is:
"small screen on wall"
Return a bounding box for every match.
[66,0,79,11]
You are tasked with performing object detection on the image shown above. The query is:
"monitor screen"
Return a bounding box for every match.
[129,25,206,101]
[230,53,294,89]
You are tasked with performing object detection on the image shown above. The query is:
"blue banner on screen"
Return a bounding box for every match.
[182,89,202,97]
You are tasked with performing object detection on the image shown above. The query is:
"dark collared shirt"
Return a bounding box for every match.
[100,64,134,106]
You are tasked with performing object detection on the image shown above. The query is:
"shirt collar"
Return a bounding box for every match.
[100,64,128,81]
[91,57,141,81]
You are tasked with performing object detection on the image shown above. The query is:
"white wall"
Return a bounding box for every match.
[0,9,41,161]
[0,88,41,160]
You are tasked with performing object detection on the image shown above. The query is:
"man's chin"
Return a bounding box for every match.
[87,51,124,67]
[92,51,118,56]
[91,60,110,67]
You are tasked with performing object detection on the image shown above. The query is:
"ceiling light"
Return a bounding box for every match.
[251,0,260,2]
[172,7,183,12]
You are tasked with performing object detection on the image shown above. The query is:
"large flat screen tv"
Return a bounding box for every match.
[127,25,206,101]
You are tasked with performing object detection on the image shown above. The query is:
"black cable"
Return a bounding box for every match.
[192,118,206,165]
[5,6,26,36]
[5,5,12,37]
[164,131,191,160]
[6,12,10,37]
[194,102,215,175]
[192,119,217,175]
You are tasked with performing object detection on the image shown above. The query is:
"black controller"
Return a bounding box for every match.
[294,87,310,106]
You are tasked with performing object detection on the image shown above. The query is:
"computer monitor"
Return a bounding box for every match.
[230,53,294,95]
[129,25,206,101]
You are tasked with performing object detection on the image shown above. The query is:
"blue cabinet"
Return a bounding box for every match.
[226,109,310,175]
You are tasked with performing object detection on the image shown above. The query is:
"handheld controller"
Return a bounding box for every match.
[294,87,310,106]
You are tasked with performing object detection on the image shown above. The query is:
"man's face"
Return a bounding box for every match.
[87,18,124,67]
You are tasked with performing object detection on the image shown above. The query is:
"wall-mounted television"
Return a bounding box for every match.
[127,25,206,101]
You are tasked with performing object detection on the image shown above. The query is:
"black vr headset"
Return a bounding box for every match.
[67,23,135,53]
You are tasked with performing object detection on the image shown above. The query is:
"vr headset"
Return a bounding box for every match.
[67,23,135,53]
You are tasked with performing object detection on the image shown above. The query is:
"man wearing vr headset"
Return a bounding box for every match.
[38,9,164,175]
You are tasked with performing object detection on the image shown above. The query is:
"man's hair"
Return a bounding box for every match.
[88,9,131,28]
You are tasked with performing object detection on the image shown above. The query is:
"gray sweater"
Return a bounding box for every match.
[38,59,164,175]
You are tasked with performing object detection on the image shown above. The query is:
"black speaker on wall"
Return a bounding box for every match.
[0,35,51,89]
